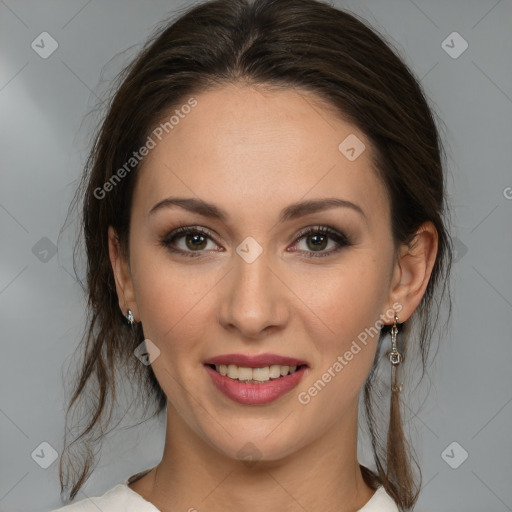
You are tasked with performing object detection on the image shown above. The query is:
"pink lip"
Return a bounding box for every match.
[203,353,309,368]
[204,364,308,405]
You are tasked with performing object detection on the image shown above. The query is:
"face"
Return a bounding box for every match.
[112,84,403,462]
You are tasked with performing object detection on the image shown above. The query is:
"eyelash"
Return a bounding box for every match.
[161,225,352,259]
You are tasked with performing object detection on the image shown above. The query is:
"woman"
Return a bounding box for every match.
[54,0,452,510]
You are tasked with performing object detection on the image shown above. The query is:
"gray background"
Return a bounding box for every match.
[1,0,511,511]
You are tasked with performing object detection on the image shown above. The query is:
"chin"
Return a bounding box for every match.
[197,416,314,466]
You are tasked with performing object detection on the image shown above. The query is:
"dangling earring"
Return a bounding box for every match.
[388,314,402,365]
[387,314,405,469]
[388,314,403,392]
[126,309,135,326]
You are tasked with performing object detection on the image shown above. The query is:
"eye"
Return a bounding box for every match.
[161,225,352,259]
[291,226,352,258]
[161,226,221,257]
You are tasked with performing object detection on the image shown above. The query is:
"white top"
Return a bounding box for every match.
[51,474,398,512]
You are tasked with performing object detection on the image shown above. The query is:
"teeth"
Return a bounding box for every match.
[269,365,281,379]
[214,364,300,382]
[238,366,252,381]
[252,367,269,381]
[227,364,238,379]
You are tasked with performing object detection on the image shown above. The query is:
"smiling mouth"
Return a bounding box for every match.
[206,363,308,384]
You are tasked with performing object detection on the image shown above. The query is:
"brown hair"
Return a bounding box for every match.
[60,0,453,509]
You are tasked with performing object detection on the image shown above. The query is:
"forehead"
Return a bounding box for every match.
[132,84,389,226]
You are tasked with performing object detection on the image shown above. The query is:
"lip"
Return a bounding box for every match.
[204,364,308,405]
[203,353,309,368]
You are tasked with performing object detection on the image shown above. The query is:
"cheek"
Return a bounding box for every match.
[129,252,218,412]
[291,256,388,392]
[293,255,388,338]
[130,249,219,350]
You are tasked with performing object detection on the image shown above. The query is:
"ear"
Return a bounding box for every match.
[385,221,438,323]
[108,226,139,322]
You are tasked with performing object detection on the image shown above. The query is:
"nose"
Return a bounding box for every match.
[218,249,290,339]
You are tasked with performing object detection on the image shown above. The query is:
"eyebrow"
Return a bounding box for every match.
[149,196,366,223]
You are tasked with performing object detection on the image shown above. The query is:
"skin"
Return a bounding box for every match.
[108,84,438,512]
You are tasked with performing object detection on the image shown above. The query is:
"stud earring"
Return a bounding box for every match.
[126,309,135,326]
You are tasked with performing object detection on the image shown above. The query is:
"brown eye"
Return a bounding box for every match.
[305,232,329,251]
[293,226,352,258]
[184,232,208,250]
[162,226,220,257]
